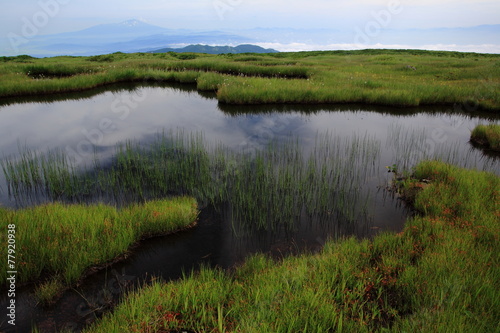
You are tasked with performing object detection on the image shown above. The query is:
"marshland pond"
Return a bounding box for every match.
[0,82,499,332]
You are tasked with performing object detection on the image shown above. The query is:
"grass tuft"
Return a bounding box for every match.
[0,197,198,301]
[34,277,65,305]
[470,123,500,151]
[84,161,500,332]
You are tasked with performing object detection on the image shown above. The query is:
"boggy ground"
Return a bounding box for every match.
[0,197,198,304]
[471,124,500,151]
[83,160,499,332]
[1,49,499,112]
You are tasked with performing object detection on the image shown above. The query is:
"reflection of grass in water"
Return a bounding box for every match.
[1,146,90,201]
[227,132,380,233]
[1,130,381,232]
[386,123,500,174]
[84,161,500,333]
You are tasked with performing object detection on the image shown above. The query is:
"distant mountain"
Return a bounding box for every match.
[149,44,279,54]
[51,19,174,40]
[2,20,498,57]
[5,19,253,57]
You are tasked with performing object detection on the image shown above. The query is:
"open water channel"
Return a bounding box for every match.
[0,83,498,332]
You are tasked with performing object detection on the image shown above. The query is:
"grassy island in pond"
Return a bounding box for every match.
[0,197,198,303]
[84,161,499,332]
[1,49,499,111]
[471,124,500,151]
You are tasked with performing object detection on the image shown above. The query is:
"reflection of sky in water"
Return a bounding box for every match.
[0,87,498,164]
[1,86,499,332]
[0,85,499,206]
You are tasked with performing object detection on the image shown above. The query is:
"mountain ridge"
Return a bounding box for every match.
[149,44,279,54]
[6,19,253,57]
[2,19,499,57]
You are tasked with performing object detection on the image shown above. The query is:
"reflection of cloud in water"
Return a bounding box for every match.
[225,114,308,152]
[0,86,219,161]
[1,84,499,177]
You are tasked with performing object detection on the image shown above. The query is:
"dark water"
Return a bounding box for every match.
[0,83,499,332]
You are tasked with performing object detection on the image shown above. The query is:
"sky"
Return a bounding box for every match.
[1,0,500,54]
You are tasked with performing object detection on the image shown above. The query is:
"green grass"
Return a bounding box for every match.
[2,131,380,232]
[34,277,65,305]
[84,161,499,332]
[1,50,499,111]
[0,197,198,301]
[470,124,500,151]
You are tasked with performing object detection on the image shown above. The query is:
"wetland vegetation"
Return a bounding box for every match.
[471,123,500,151]
[2,126,499,331]
[0,197,198,302]
[0,49,499,332]
[83,161,500,332]
[1,49,499,111]
[1,131,380,232]
[1,129,382,308]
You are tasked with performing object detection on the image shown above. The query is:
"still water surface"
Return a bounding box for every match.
[0,83,498,332]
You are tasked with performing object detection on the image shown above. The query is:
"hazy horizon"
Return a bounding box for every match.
[2,0,500,55]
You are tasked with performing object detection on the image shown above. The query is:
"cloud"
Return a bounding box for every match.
[253,42,500,54]
[0,0,498,51]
